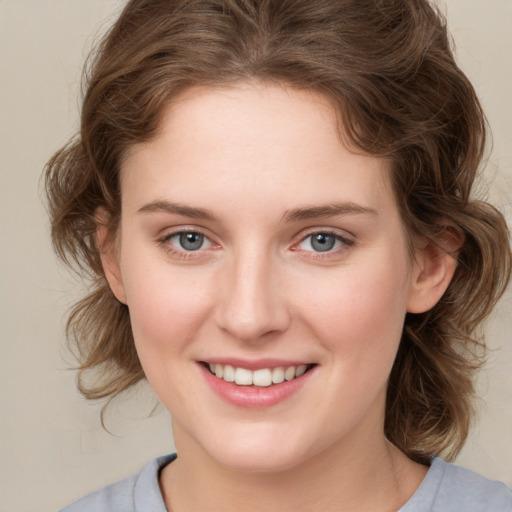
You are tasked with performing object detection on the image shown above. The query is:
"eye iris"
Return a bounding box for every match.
[179,232,204,251]
[311,233,335,252]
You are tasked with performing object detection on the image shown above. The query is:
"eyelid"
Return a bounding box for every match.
[298,226,354,243]
[156,225,354,260]
[157,226,220,258]
[292,228,355,255]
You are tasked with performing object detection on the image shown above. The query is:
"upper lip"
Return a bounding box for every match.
[200,358,314,371]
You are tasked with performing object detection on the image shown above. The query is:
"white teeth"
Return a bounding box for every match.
[271,367,285,384]
[284,366,296,381]
[208,363,311,386]
[223,364,235,382]
[234,367,253,386]
[252,369,272,387]
[295,364,307,377]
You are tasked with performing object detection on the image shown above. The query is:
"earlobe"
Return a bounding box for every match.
[406,226,464,314]
[96,208,127,304]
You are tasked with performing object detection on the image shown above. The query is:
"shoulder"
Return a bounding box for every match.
[434,459,512,510]
[59,454,176,512]
[402,457,512,512]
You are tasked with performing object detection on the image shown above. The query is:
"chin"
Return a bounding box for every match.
[212,447,308,474]
[198,424,314,474]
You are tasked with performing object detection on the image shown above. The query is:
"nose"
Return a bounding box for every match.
[214,248,291,343]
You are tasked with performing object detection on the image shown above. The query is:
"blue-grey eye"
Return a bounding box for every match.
[310,233,336,252]
[178,232,205,251]
[297,232,346,253]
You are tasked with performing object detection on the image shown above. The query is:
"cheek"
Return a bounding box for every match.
[295,253,411,359]
[291,255,412,430]
[120,253,214,356]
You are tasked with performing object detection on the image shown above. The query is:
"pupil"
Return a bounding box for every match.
[179,232,203,251]
[311,233,335,252]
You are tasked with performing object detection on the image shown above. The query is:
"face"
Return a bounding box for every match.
[104,83,437,473]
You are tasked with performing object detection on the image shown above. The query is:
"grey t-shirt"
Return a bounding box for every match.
[60,454,512,511]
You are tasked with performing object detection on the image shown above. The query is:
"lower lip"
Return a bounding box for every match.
[199,364,315,408]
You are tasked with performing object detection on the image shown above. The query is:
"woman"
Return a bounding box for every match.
[46,0,512,510]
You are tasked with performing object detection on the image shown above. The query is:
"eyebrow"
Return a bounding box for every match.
[137,200,377,223]
[137,200,218,221]
[282,203,378,222]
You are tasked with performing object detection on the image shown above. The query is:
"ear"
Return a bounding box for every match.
[407,225,464,314]
[95,207,127,304]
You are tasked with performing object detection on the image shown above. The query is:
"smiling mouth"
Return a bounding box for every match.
[202,362,316,387]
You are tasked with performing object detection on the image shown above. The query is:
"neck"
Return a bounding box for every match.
[160,423,427,512]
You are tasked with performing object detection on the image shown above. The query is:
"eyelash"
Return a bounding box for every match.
[157,228,216,260]
[157,228,355,260]
[294,230,355,259]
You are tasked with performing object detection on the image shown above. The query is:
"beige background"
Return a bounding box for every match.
[0,1,511,511]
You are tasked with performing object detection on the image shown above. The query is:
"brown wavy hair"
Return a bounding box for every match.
[45,0,511,464]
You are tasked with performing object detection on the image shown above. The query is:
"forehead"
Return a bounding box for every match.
[120,83,395,217]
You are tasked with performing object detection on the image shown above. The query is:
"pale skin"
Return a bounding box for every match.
[98,82,459,511]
